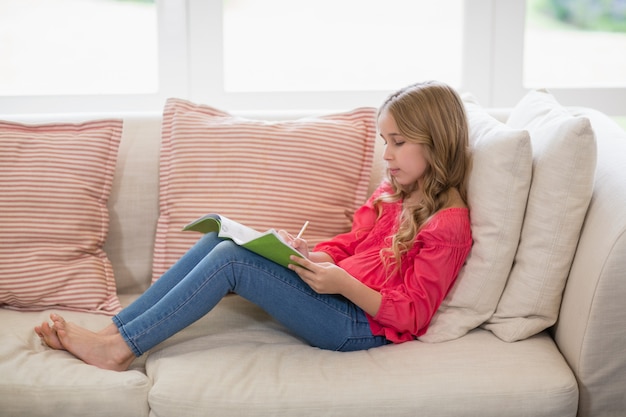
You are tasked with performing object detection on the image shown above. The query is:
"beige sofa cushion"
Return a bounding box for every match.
[484,90,597,342]
[420,96,533,342]
[104,115,162,295]
[0,308,150,417]
[145,296,577,417]
[152,99,377,281]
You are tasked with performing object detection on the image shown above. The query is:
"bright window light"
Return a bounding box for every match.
[524,0,626,88]
[0,0,158,96]
[222,0,464,92]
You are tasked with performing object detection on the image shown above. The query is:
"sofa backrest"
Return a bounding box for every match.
[104,114,162,294]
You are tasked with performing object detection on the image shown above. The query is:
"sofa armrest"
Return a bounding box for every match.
[554,108,626,417]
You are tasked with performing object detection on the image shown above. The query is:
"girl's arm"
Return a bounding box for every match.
[288,256,382,317]
[337,272,382,317]
[306,251,334,264]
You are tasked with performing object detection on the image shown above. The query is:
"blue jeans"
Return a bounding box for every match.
[112,233,389,356]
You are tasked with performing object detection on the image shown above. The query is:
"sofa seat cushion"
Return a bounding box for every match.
[0,308,150,417]
[145,296,578,417]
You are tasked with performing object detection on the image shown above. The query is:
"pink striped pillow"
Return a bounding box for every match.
[152,98,377,281]
[0,120,122,314]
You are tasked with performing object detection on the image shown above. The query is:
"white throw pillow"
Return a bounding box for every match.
[419,95,533,343]
[483,90,597,342]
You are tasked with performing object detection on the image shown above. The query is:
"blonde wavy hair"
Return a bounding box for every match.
[375,81,471,270]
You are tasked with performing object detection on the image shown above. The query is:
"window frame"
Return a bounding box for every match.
[0,0,624,116]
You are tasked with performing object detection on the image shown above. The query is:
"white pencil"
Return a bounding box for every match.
[296,221,310,239]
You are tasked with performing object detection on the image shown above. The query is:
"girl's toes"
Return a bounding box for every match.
[36,321,65,350]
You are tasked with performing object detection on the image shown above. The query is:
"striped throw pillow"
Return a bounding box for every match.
[152,98,377,281]
[0,120,122,314]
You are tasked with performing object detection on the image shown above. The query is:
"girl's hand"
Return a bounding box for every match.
[288,255,349,295]
[277,230,310,258]
[289,254,383,317]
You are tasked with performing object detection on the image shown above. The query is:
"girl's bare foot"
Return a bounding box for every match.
[36,315,117,351]
[50,314,135,372]
[98,323,121,337]
[34,319,64,350]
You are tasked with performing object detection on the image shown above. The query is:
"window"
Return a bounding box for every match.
[222,0,464,92]
[0,0,624,116]
[524,0,626,88]
[0,0,158,96]
[188,0,467,111]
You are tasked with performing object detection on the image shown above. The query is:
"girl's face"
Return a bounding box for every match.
[379,110,429,189]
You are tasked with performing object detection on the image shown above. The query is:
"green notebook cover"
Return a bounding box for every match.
[183,214,305,269]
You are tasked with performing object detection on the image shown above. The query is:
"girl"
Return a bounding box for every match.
[35,80,473,371]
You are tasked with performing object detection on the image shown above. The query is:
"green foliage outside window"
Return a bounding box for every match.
[534,0,626,32]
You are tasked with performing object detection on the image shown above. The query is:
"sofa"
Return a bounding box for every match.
[0,90,625,417]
